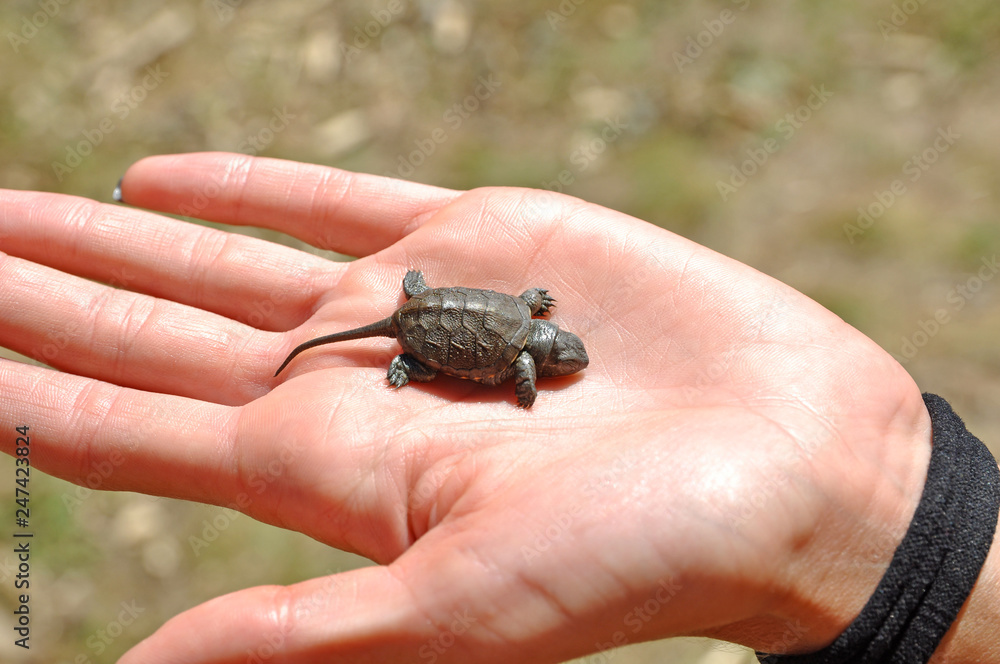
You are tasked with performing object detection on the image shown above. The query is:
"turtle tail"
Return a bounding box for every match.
[274,317,395,376]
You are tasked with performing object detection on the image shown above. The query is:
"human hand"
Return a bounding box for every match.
[0,152,935,663]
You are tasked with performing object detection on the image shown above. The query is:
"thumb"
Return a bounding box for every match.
[117,565,439,664]
[117,527,602,664]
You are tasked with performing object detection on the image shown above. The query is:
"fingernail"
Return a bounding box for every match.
[112,177,124,202]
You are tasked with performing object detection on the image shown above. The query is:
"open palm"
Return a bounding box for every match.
[0,153,931,663]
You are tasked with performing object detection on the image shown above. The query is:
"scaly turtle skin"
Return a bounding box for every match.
[274,270,589,407]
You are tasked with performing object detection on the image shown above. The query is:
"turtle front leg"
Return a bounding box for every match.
[519,288,556,316]
[513,351,537,408]
[387,353,437,387]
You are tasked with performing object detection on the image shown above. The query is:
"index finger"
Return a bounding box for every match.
[117,152,462,257]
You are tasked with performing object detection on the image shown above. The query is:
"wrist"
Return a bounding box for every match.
[777,422,933,652]
[751,394,935,654]
[755,395,1000,663]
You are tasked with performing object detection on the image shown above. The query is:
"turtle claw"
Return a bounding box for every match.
[520,288,556,316]
[538,291,556,316]
[515,382,537,408]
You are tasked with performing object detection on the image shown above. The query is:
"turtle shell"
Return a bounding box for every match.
[393,287,531,384]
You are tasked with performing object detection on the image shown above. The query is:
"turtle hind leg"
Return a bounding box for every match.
[387,353,437,388]
[403,270,430,298]
[519,288,556,316]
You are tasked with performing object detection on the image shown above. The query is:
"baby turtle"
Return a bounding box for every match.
[274,270,588,407]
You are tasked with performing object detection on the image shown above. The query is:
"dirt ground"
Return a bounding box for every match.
[1,1,999,662]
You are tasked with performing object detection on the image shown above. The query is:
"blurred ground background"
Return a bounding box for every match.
[1,0,1000,662]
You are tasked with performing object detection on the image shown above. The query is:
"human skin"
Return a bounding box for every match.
[0,152,996,663]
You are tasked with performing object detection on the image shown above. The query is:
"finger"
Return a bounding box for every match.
[117,152,462,257]
[0,253,273,404]
[0,359,237,505]
[0,188,338,332]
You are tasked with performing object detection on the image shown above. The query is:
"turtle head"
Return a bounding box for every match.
[531,321,589,377]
